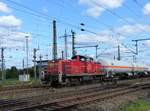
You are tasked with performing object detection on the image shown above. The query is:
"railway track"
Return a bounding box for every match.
[0,77,149,95]
[0,84,51,99]
[1,82,150,111]
[0,86,49,96]
[0,77,149,111]
[0,99,27,109]
[0,84,119,110]
[0,84,49,92]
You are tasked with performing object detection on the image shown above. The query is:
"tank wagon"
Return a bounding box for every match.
[40,55,150,85]
[98,59,149,79]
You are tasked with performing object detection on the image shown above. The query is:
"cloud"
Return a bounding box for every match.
[0,2,11,13]
[144,40,150,47]
[0,2,32,47]
[0,15,31,48]
[86,6,104,17]
[76,31,119,46]
[0,15,22,29]
[42,7,48,13]
[0,31,32,48]
[79,0,124,18]
[115,24,150,35]
[143,2,150,16]
[75,23,150,52]
[73,22,150,60]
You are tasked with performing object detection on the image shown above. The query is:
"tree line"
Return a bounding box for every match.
[0,66,38,80]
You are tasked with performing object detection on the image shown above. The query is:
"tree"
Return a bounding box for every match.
[28,67,34,77]
[6,66,18,79]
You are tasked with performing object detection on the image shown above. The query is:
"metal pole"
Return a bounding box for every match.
[53,20,57,60]
[1,48,4,80]
[135,40,138,55]
[117,45,121,61]
[45,54,48,60]
[96,45,98,59]
[64,30,68,59]
[33,48,37,79]
[71,30,76,57]
[25,36,29,75]
[39,55,42,79]
[61,51,64,59]
[114,55,116,60]
[133,55,136,62]
[22,59,25,75]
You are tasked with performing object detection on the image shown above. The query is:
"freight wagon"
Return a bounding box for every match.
[98,58,149,79]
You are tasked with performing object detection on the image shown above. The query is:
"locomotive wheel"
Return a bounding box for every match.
[40,80,49,85]
[65,78,71,87]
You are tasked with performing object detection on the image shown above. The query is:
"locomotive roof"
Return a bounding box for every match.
[71,55,93,60]
[36,60,49,63]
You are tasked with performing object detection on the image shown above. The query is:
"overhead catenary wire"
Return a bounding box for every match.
[122,3,141,19]
[5,0,53,19]
[4,0,122,34]
[4,0,82,31]
[3,0,134,38]
[90,0,134,25]
[5,0,149,38]
[85,0,150,56]
[131,0,150,25]
[133,0,143,8]
[7,4,50,20]
[3,0,150,61]
[4,0,115,55]
[90,0,146,33]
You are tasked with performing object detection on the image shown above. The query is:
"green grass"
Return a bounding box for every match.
[0,78,40,87]
[120,99,150,111]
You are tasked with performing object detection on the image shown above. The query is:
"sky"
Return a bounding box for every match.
[0,0,150,68]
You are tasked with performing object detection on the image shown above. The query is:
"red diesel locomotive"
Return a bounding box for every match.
[40,55,104,85]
